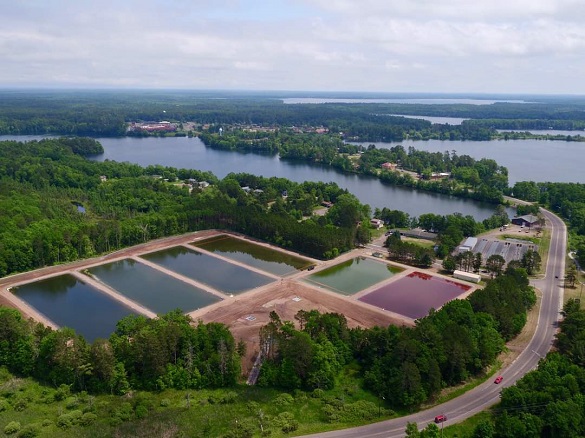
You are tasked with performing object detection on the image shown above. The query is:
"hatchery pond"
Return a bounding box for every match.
[88,258,221,314]
[359,271,471,319]
[192,235,312,276]
[304,257,402,296]
[140,246,275,295]
[12,274,137,342]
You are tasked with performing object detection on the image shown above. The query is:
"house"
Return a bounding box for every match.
[370,219,384,229]
[99,175,107,182]
[321,201,333,208]
[511,215,540,228]
[381,162,397,171]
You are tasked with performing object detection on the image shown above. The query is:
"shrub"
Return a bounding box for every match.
[293,390,307,402]
[13,398,27,412]
[274,412,298,433]
[322,400,381,423]
[4,421,21,435]
[0,399,9,412]
[79,412,98,427]
[41,420,52,428]
[112,402,133,423]
[311,388,324,399]
[132,392,155,411]
[135,405,148,419]
[274,393,294,406]
[16,424,39,438]
[220,391,238,404]
[57,413,73,429]
[246,401,259,413]
[160,398,171,407]
[65,396,79,410]
[54,385,70,402]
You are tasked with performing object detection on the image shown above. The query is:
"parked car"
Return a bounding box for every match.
[434,415,447,423]
[494,376,503,384]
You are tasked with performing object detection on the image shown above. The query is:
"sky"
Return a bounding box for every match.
[1,0,584,94]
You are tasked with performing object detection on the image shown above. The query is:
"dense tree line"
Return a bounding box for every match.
[256,269,535,411]
[0,308,240,393]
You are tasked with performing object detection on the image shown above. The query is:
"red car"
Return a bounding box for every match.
[434,415,447,423]
[494,376,503,384]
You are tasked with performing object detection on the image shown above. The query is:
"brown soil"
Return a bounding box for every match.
[188,277,410,377]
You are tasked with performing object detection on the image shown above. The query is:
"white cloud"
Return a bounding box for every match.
[0,0,584,93]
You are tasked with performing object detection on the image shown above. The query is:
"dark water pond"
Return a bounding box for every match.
[359,271,470,319]
[88,259,221,314]
[140,246,275,295]
[12,274,137,342]
[304,257,402,296]
[192,235,312,276]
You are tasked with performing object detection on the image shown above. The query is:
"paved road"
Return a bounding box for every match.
[304,207,566,437]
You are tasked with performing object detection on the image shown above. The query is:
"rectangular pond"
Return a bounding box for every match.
[12,274,137,343]
[358,271,471,319]
[303,257,402,296]
[87,259,221,314]
[140,246,275,295]
[191,235,312,276]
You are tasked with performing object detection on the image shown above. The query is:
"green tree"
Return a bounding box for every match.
[521,249,541,275]
[442,255,456,273]
[486,254,506,278]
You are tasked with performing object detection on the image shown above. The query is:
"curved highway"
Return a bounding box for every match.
[305,207,566,437]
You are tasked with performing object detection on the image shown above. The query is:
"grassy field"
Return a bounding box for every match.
[0,363,401,438]
[0,361,505,438]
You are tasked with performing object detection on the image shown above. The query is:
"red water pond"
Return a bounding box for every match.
[358,271,471,319]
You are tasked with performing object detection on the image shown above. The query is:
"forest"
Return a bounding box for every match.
[1,90,585,141]
[0,137,377,276]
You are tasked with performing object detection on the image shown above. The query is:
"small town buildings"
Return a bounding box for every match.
[458,237,478,253]
[511,215,540,228]
[370,219,384,229]
[381,162,397,171]
[430,172,451,180]
[390,229,438,241]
